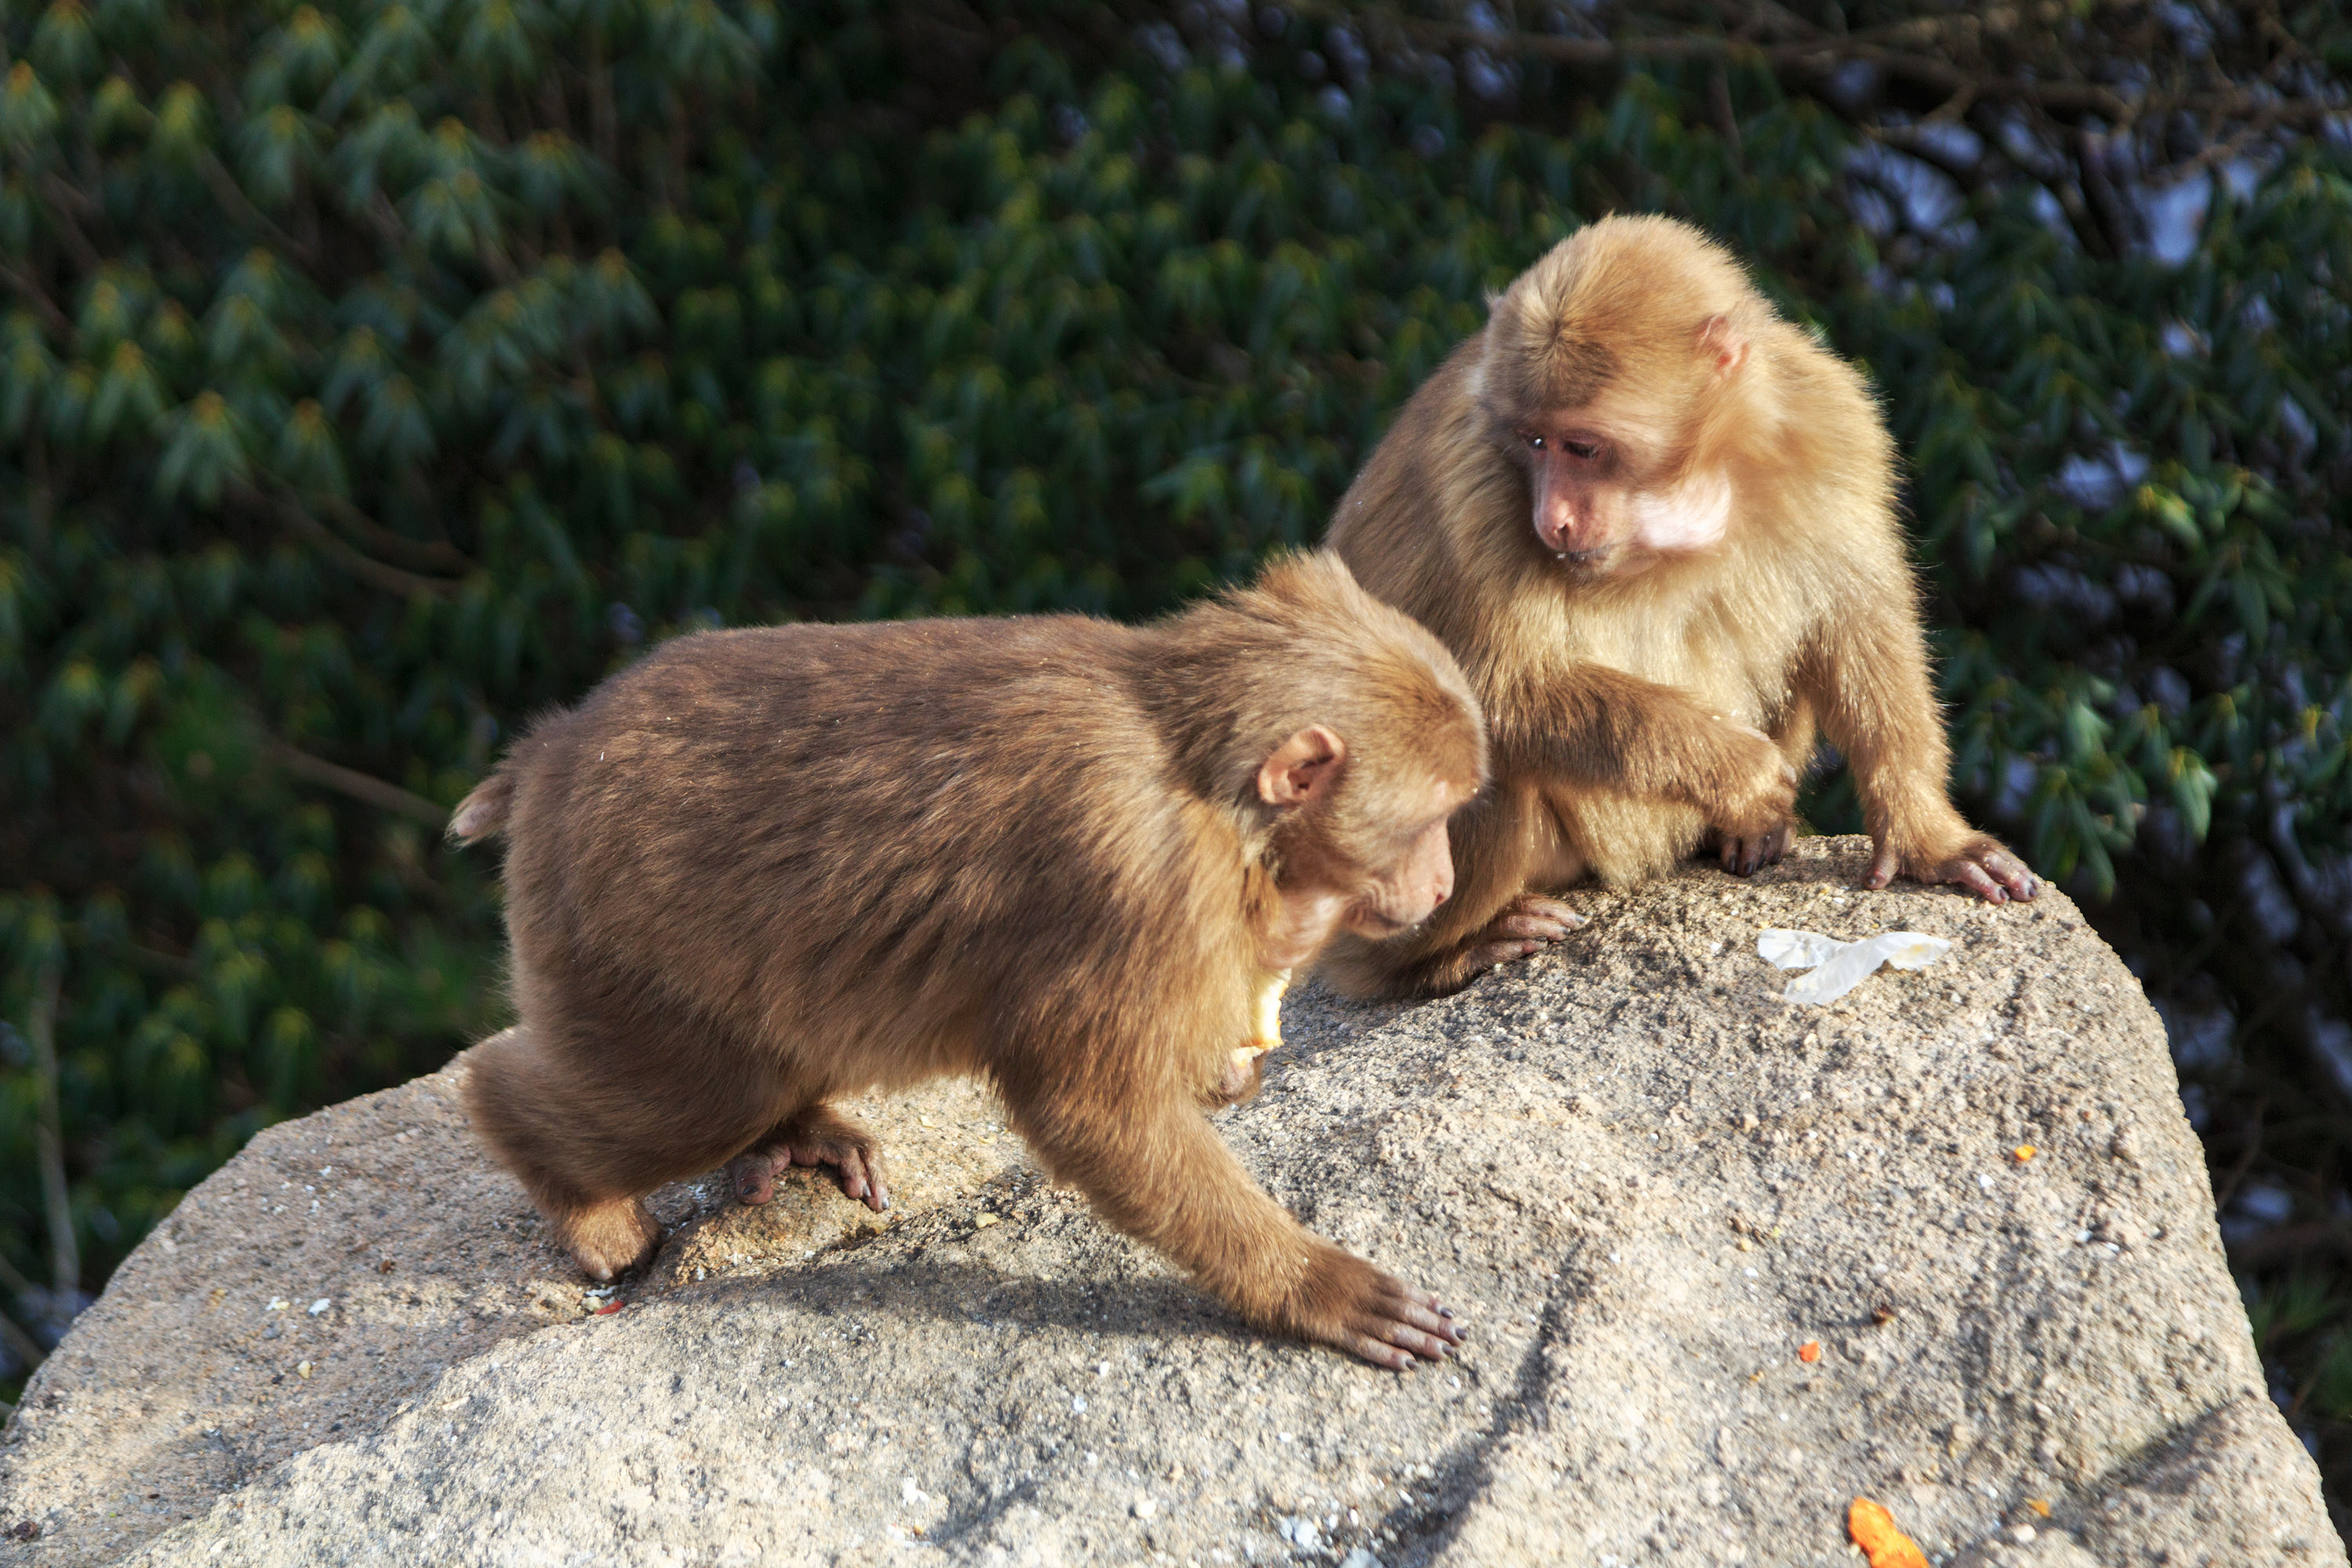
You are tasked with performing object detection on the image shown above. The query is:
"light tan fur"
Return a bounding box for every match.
[451,553,1487,1368]
[1324,216,2034,996]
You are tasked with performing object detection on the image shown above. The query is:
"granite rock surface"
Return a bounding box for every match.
[2,837,2337,1567]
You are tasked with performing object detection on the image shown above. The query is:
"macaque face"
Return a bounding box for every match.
[1335,775,1468,938]
[1508,406,1731,581]
[1258,728,1479,969]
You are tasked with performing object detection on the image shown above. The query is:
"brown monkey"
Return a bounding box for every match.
[1323,214,2035,998]
[450,553,1485,1369]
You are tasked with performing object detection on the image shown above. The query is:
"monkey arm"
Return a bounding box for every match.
[1003,1059,1463,1370]
[1488,659,1795,837]
[1794,600,2038,902]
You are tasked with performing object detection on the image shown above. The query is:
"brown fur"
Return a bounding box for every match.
[1324,216,2034,997]
[451,553,1486,1368]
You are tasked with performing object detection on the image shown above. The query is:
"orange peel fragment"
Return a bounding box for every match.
[1798,1340,1821,1363]
[2013,1144,2037,1163]
[1848,1497,1928,1568]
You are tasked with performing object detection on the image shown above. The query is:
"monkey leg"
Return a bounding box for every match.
[462,1028,668,1282]
[1011,1083,1465,1370]
[726,1102,891,1213]
[550,1196,665,1283]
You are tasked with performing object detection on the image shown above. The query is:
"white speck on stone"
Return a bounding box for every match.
[1095,1361,1109,1377]
[2009,1524,2037,1544]
[1276,1432,1293,1443]
[1978,1173,1998,1192]
[1278,1516,1322,1550]
[1339,1550,1383,1568]
[900,1477,928,1507]
[1133,1497,1158,1519]
[267,1298,289,1311]
[1071,1396,1087,1414]
[308,1298,331,1316]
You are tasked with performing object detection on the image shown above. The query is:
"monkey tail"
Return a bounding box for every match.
[448,770,514,844]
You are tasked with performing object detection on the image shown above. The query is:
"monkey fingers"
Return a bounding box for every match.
[1293,1247,1467,1372]
[1867,835,2040,904]
[1715,819,1794,877]
[730,1104,892,1213]
[1448,892,1588,979]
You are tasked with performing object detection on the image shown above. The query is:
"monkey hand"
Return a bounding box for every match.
[1868,831,2039,905]
[1702,718,1799,843]
[1707,821,1794,878]
[1459,893,1588,974]
[1283,1244,1467,1371]
[1201,1046,1268,1110]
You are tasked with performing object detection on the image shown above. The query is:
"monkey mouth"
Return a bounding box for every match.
[1348,908,1425,939]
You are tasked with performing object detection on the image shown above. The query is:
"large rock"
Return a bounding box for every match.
[2,838,2339,1566]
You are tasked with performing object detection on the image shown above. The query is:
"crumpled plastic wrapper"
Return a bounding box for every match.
[1759,927,1952,1005]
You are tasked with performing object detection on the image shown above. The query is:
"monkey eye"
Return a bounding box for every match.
[1563,438,1602,461]
[1520,430,1544,450]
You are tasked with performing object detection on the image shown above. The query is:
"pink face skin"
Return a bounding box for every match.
[1515,419,1732,580]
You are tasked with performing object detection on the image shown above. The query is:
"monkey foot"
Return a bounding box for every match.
[557,1196,662,1283]
[1455,893,1588,976]
[728,1104,891,1213]
[1869,833,2039,904]
[1287,1247,1467,1372]
[1708,820,1794,877]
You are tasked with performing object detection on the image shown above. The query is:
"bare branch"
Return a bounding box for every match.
[27,960,77,1302]
[235,482,466,601]
[0,257,75,344]
[0,1308,47,1375]
[318,496,474,575]
[1316,2,2343,141]
[267,741,452,827]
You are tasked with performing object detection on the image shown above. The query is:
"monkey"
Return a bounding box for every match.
[448,552,1486,1370]
[1321,214,2037,998]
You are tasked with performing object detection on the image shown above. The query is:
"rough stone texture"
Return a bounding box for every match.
[0,1065,1018,1564]
[3,837,2340,1566]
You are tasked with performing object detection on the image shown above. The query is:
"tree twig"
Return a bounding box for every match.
[0,1308,47,1374]
[319,496,474,575]
[1312,4,2136,118]
[235,483,465,601]
[267,742,450,827]
[1316,2,2344,140]
[0,257,74,344]
[27,960,78,1305]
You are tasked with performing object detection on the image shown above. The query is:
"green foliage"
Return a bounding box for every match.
[2,0,2348,1474]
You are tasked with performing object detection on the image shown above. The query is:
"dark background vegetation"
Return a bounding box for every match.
[2,0,2348,1519]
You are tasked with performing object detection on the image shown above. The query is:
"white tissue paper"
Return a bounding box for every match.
[1757,927,1952,1006]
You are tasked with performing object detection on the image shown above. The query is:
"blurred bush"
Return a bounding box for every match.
[0,0,2347,1492]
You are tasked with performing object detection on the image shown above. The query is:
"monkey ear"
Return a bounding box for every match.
[1258,725,1348,808]
[1697,314,1748,377]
